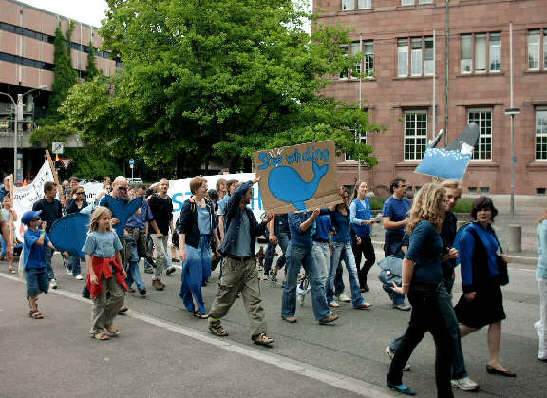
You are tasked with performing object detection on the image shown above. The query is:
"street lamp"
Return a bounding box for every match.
[0,85,46,185]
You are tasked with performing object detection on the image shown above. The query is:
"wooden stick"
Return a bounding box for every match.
[45,150,65,204]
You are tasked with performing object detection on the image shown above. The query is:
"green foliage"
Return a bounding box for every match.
[369,196,386,211]
[58,0,379,175]
[453,198,474,214]
[63,148,123,180]
[86,42,100,81]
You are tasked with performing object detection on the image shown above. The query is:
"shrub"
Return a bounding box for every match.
[453,198,474,214]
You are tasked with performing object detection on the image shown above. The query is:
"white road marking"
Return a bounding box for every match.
[0,272,395,398]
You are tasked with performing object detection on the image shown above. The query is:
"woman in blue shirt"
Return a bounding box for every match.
[387,183,454,397]
[536,209,547,361]
[454,197,515,377]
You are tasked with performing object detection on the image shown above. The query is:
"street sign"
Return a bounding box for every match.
[129,158,135,166]
[52,142,64,154]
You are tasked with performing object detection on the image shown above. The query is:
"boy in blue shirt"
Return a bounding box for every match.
[22,210,56,319]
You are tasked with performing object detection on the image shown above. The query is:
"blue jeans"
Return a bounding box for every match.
[378,270,406,305]
[125,242,145,291]
[281,243,330,321]
[179,236,211,314]
[67,255,81,276]
[264,232,290,275]
[326,241,365,307]
[45,246,54,280]
[310,241,330,289]
[0,235,7,256]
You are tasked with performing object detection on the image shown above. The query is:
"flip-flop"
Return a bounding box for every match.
[486,365,516,377]
[105,327,120,337]
[29,311,44,319]
[90,332,110,340]
[387,382,416,396]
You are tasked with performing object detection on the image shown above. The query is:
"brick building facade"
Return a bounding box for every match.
[315,0,547,195]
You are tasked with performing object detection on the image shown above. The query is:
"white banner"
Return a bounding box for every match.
[12,161,55,241]
[81,182,105,203]
[168,173,265,224]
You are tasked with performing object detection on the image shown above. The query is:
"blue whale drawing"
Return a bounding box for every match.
[268,161,329,211]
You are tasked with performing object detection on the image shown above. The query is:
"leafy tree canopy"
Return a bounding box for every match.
[59,0,380,175]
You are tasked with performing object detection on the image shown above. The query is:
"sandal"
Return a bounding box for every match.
[208,321,229,337]
[105,327,120,337]
[90,332,110,340]
[193,311,209,319]
[28,310,44,319]
[253,332,274,347]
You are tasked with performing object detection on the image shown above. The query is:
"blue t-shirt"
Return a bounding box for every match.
[82,231,123,258]
[24,229,50,271]
[405,220,444,285]
[231,211,251,256]
[217,194,231,217]
[313,215,332,242]
[331,209,351,243]
[197,205,212,235]
[383,196,411,237]
[126,199,154,229]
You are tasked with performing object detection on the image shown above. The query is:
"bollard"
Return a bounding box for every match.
[507,224,521,253]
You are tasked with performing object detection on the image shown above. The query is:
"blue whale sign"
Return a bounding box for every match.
[254,141,341,214]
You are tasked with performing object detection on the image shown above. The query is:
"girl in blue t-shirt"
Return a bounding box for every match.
[83,206,127,340]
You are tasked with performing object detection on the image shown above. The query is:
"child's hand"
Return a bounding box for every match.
[90,274,99,285]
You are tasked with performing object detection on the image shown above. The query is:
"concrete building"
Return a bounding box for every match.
[315,0,547,195]
[0,0,116,180]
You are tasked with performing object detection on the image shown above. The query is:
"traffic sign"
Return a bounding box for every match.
[129,158,135,166]
[52,142,64,154]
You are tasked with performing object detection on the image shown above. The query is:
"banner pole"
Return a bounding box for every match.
[45,150,65,204]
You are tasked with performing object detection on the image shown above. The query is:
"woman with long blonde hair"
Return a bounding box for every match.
[387,183,454,397]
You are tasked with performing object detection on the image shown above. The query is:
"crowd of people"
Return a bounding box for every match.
[1,173,545,397]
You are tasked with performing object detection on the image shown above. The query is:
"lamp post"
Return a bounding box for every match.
[0,85,46,185]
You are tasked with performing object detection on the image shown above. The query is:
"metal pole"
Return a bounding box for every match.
[444,0,449,146]
[358,33,363,182]
[510,22,515,217]
[432,29,436,140]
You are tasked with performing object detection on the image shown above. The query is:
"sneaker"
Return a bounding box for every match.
[49,279,57,289]
[329,301,340,308]
[337,293,351,303]
[166,266,176,276]
[139,288,147,296]
[385,346,410,371]
[8,266,16,274]
[393,303,411,311]
[319,312,339,325]
[451,377,479,391]
[75,274,84,280]
[66,268,72,275]
[297,293,305,306]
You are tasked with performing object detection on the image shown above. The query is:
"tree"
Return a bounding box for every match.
[86,42,100,81]
[59,0,380,176]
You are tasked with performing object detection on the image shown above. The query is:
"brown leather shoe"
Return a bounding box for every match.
[152,280,165,291]
[319,312,339,325]
[281,315,297,323]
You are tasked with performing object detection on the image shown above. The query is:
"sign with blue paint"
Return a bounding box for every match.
[254,140,341,214]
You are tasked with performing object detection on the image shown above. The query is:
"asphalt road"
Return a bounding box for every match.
[0,249,545,398]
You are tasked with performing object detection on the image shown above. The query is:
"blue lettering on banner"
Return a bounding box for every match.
[257,146,330,170]
[171,189,263,213]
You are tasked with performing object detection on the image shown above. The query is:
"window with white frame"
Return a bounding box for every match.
[358,0,371,9]
[537,107,547,160]
[528,30,540,70]
[351,41,361,77]
[402,0,415,5]
[461,33,501,74]
[411,38,423,76]
[404,111,427,161]
[342,0,355,10]
[364,40,374,77]
[424,37,434,75]
[398,39,408,77]
[419,0,433,3]
[346,130,368,161]
[468,108,492,160]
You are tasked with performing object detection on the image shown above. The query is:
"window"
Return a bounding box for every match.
[339,44,349,79]
[404,111,427,161]
[480,187,490,194]
[461,33,501,74]
[489,33,501,72]
[461,34,473,73]
[342,0,354,10]
[424,37,434,75]
[419,0,433,3]
[364,41,374,77]
[411,38,423,76]
[351,41,361,77]
[544,31,547,69]
[528,30,540,70]
[398,39,408,77]
[402,0,414,5]
[346,130,368,161]
[468,187,478,194]
[468,108,492,160]
[538,188,546,195]
[537,108,547,160]
[358,0,371,9]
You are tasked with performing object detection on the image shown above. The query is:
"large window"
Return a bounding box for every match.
[468,109,492,160]
[528,30,540,70]
[537,108,547,160]
[342,0,354,10]
[339,41,374,79]
[364,41,374,77]
[398,37,433,77]
[346,130,368,161]
[461,33,501,74]
[339,44,349,79]
[342,0,371,9]
[402,0,433,5]
[351,42,361,76]
[358,0,371,8]
[404,111,427,161]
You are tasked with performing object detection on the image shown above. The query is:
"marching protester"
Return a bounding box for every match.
[208,178,275,346]
[65,185,87,280]
[383,178,411,257]
[386,182,454,397]
[178,177,217,318]
[282,208,338,324]
[454,197,516,377]
[32,181,63,289]
[216,178,227,201]
[83,206,127,340]
[22,210,56,319]
[0,176,11,201]
[264,214,290,282]
[148,178,175,290]
[326,188,371,310]
[1,195,17,272]
[536,208,547,362]
[350,180,376,293]
[217,179,238,240]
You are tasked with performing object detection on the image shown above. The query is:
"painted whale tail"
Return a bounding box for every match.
[312,161,329,180]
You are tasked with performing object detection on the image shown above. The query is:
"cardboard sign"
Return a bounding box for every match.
[254,141,341,214]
